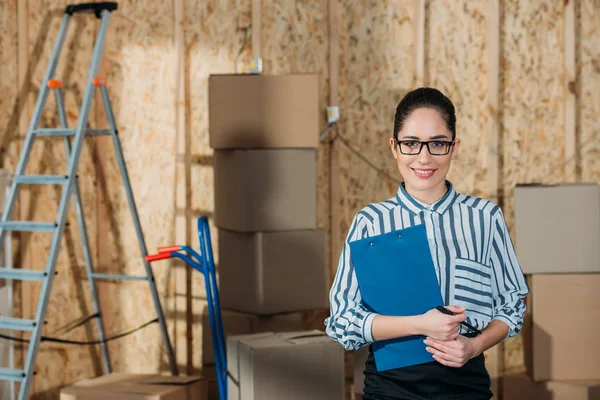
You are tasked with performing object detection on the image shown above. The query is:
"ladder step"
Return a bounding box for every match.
[0,367,26,383]
[0,316,37,331]
[0,268,47,281]
[33,128,111,136]
[1,222,57,232]
[14,174,69,185]
[90,273,148,281]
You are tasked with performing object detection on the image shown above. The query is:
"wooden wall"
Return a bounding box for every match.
[0,0,597,398]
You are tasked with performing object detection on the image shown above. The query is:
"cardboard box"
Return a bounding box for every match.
[208,74,319,149]
[504,374,600,400]
[214,149,317,232]
[523,274,600,381]
[201,308,306,364]
[227,331,345,400]
[218,229,327,314]
[60,373,207,400]
[515,184,600,273]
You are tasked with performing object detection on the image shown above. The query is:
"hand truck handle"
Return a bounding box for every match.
[65,2,118,18]
[145,253,172,263]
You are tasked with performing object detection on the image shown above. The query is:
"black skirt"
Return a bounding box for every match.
[362,340,493,400]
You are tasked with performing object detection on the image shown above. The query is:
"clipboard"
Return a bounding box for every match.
[349,224,443,371]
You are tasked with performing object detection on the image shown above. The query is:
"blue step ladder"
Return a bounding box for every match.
[0,3,178,399]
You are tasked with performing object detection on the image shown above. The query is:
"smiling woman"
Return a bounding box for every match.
[325,87,529,400]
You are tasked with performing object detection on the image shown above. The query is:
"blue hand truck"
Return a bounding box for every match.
[146,216,227,400]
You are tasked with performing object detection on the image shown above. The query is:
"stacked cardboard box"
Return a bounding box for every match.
[208,75,336,399]
[506,184,600,399]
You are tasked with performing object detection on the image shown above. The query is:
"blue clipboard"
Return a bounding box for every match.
[349,224,443,371]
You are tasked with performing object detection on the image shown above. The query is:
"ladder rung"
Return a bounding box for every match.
[90,273,148,281]
[0,316,37,332]
[0,268,47,281]
[0,367,26,383]
[33,128,112,136]
[1,222,57,232]
[14,174,69,185]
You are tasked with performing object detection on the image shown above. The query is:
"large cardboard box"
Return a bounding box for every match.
[523,274,600,381]
[208,74,319,149]
[515,184,600,273]
[504,374,600,400]
[214,149,317,232]
[60,373,207,400]
[218,229,327,314]
[201,308,306,364]
[227,331,345,400]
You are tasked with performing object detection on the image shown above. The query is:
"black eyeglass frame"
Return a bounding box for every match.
[394,139,456,156]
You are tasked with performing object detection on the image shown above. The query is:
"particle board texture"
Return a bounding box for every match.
[337,0,415,239]
[500,0,567,377]
[96,0,178,380]
[580,0,600,184]
[1,0,598,399]
[427,0,489,198]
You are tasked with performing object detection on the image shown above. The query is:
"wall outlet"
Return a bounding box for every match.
[327,106,340,124]
[249,58,263,74]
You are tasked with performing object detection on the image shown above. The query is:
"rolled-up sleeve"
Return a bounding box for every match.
[489,209,529,338]
[325,214,378,350]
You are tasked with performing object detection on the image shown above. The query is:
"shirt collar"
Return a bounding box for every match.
[395,181,458,215]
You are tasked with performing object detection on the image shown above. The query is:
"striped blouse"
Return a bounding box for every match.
[325,181,529,350]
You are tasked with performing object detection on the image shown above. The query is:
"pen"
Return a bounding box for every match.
[435,306,482,336]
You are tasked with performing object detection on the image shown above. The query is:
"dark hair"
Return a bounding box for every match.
[393,87,456,140]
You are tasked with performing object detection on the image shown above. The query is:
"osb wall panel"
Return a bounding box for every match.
[580,0,600,184]
[185,0,252,373]
[427,0,489,198]
[0,0,19,172]
[98,0,177,377]
[0,1,18,396]
[262,0,330,278]
[338,0,415,238]
[501,0,566,229]
[23,1,101,397]
[501,0,566,375]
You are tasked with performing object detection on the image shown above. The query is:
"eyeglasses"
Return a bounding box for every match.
[394,139,455,156]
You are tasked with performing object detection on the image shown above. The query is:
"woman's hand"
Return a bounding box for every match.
[415,306,466,341]
[424,335,481,368]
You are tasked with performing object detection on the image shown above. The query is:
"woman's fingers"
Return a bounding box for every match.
[426,345,460,362]
[445,305,465,314]
[432,354,463,368]
[426,337,460,350]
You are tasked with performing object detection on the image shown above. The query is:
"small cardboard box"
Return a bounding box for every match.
[504,374,600,400]
[218,229,327,315]
[227,331,345,400]
[208,74,319,149]
[515,184,600,273]
[214,149,317,232]
[60,373,207,400]
[522,274,600,381]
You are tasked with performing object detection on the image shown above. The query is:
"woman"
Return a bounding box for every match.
[325,87,529,399]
